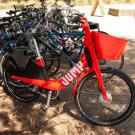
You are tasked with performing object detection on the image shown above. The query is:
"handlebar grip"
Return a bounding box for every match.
[74,12,85,17]
[70,4,75,7]
[13,5,17,11]
[26,4,35,7]
[72,16,83,24]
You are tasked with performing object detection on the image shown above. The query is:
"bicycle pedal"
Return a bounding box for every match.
[39,109,47,116]
[40,105,48,115]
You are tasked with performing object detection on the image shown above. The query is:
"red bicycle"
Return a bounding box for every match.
[3,17,135,126]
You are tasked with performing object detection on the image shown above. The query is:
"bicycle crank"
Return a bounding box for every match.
[40,91,52,115]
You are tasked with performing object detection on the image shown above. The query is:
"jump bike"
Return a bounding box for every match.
[3,17,135,126]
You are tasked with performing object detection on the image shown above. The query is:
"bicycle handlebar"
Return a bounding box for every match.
[0,17,11,22]
[6,9,20,15]
[26,4,35,8]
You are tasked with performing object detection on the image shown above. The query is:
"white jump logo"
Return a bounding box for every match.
[62,61,84,86]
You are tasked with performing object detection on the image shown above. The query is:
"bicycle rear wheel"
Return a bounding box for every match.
[3,68,40,102]
[3,57,40,102]
[74,68,135,126]
[41,47,61,77]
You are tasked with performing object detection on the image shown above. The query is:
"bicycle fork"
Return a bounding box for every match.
[87,42,110,102]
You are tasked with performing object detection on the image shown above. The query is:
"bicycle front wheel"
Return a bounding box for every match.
[74,68,135,126]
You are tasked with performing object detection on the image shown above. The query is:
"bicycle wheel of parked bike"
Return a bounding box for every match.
[42,47,61,77]
[37,39,61,77]
[75,68,135,126]
[2,55,40,102]
[3,68,40,102]
[1,53,32,88]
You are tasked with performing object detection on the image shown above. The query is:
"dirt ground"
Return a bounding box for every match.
[0,37,135,135]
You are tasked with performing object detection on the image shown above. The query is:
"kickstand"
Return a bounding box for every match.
[40,91,52,115]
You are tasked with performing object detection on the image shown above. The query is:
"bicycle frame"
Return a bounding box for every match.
[0,30,15,54]
[47,31,84,65]
[12,17,110,101]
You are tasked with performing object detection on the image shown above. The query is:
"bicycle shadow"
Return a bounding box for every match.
[34,83,135,135]
[61,90,135,135]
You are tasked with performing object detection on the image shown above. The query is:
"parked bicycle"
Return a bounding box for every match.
[2,16,135,126]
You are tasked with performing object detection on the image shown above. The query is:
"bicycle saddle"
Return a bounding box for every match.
[74,12,85,17]
[88,21,99,30]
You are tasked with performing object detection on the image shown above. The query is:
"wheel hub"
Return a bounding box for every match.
[99,92,112,106]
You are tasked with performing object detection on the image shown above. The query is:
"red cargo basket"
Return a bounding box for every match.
[91,31,128,60]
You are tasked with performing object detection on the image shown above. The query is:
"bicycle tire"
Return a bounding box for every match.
[42,47,61,77]
[3,66,40,102]
[74,68,135,126]
[37,39,61,77]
